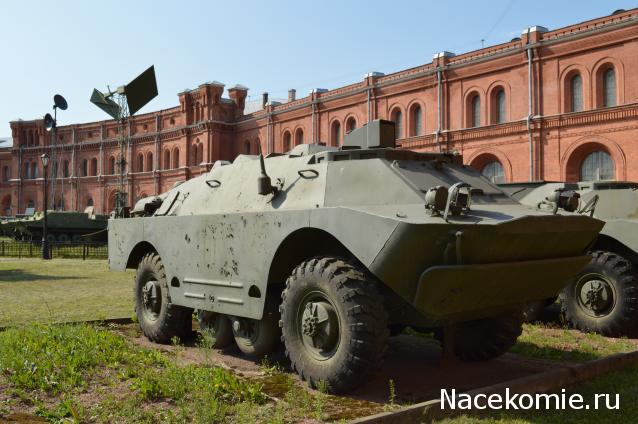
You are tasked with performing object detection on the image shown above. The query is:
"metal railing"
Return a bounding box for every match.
[0,240,108,259]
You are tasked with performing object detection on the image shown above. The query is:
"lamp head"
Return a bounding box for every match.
[44,113,55,132]
[41,153,49,168]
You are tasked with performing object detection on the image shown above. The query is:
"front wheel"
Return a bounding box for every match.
[135,252,193,343]
[280,257,388,394]
[560,251,638,337]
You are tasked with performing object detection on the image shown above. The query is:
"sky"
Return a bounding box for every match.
[1,0,636,137]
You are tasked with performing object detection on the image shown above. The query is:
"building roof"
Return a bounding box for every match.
[0,137,12,149]
[243,98,287,114]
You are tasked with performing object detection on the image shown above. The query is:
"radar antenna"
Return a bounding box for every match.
[90,66,158,217]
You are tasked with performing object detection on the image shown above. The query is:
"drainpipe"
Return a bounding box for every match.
[311,102,316,143]
[266,114,272,154]
[367,89,371,123]
[436,67,443,152]
[526,28,534,181]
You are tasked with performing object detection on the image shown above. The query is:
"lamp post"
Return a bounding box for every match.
[41,153,50,259]
[42,94,67,259]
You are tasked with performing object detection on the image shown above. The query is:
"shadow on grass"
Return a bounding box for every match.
[510,341,599,362]
[0,269,81,282]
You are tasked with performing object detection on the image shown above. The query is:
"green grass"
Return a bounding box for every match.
[436,365,638,423]
[0,258,134,326]
[0,323,268,423]
[512,323,637,362]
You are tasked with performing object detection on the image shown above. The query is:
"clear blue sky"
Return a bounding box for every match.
[1,0,635,137]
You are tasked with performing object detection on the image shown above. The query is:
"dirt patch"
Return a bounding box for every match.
[115,323,561,406]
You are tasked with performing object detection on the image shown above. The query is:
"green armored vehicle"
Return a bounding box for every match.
[501,181,638,337]
[109,120,602,393]
[3,208,108,242]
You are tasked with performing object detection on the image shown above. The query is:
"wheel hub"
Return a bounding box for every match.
[301,301,338,351]
[578,277,613,315]
[142,280,161,318]
[233,318,257,340]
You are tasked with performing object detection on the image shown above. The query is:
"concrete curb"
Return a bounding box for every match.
[0,317,133,333]
[350,350,638,424]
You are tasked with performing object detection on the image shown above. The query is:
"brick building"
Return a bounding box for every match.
[1,8,637,216]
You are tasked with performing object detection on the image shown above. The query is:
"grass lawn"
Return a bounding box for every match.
[0,323,377,423]
[0,258,134,327]
[437,365,638,423]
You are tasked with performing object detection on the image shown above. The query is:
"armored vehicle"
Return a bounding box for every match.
[500,180,638,337]
[3,208,108,242]
[109,120,602,393]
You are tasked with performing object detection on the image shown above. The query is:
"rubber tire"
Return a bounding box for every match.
[522,297,556,323]
[135,252,193,343]
[198,310,234,349]
[232,295,281,359]
[439,311,523,361]
[389,324,407,337]
[560,251,638,337]
[280,257,389,394]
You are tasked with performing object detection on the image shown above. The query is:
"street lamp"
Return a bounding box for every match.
[41,153,50,260]
[42,94,67,259]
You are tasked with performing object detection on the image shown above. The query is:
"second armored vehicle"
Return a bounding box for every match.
[108,120,602,393]
[501,180,638,337]
[2,208,108,242]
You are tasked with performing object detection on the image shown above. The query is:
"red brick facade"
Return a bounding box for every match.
[2,9,638,216]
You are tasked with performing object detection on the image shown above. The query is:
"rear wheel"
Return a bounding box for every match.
[197,311,234,349]
[231,296,281,359]
[437,311,523,361]
[135,252,193,343]
[560,251,638,337]
[280,257,388,394]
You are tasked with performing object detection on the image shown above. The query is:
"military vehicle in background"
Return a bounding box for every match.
[108,120,602,393]
[0,207,108,242]
[500,181,638,337]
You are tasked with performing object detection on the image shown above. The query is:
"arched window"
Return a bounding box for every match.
[87,198,94,208]
[495,90,506,124]
[2,166,9,181]
[146,152,154,172]
[481,161,505,183]
[190,144,197,166]
[163,149,171,170]
[471,94,481,127]
[90,158,98,176]
[172,148,180,169]
[63,160,70,177]
[411,105,423,136]
[295,129,304,146]
[31,162,38,179]
[603,68,616,108]
[27,199,34,209]
[581,151,615,181]
[196,143,203,165]
[346,117,356,133]
[255,138,261,154]
[331,121,341,147]
[283,132,292,152]
[137,153,144,172]
[81,159,88,177]
[245,140,251,154]
[391,108,403,139]
[571,74,583,112]
[23,162,30,179]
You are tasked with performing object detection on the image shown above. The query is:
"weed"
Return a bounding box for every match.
[0,323,164,393]
[388,379,396,406]
[260,356,284,376]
